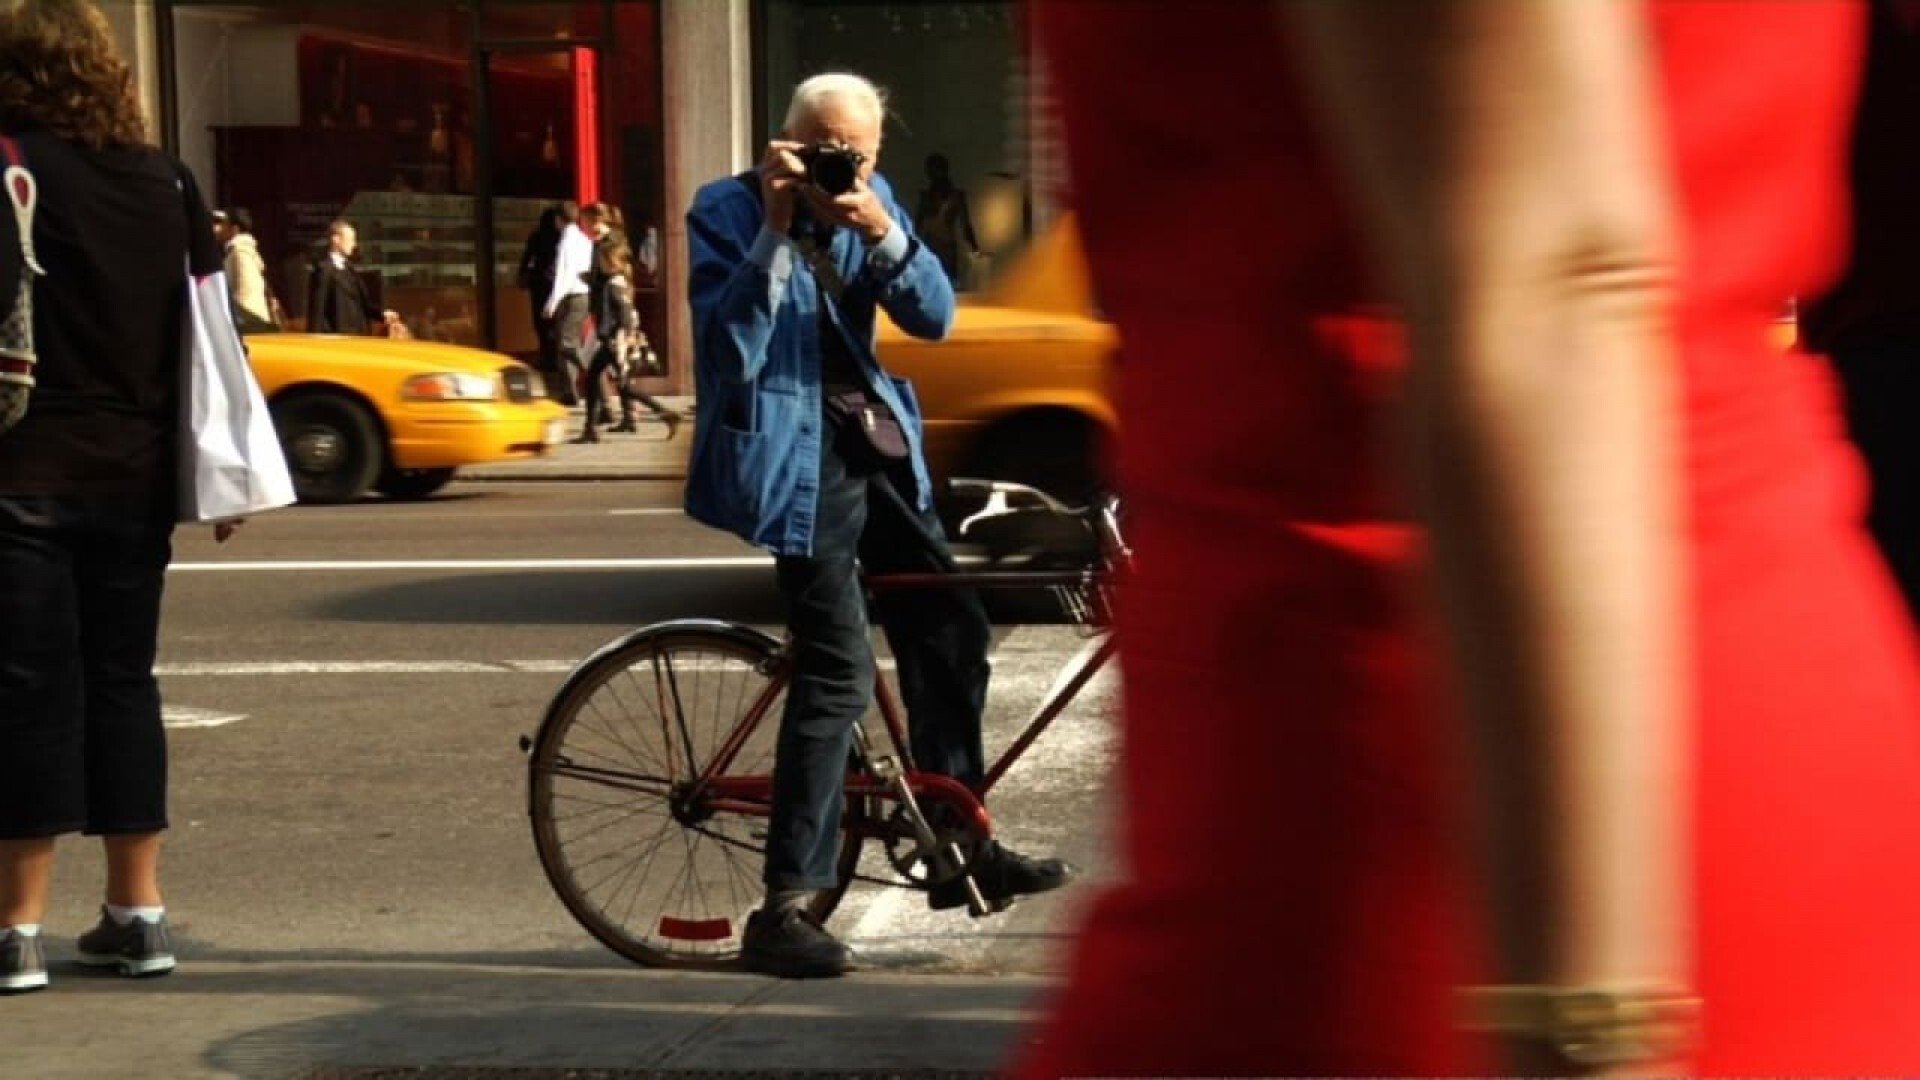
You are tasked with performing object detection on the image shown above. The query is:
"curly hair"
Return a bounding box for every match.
[0,0,147,148]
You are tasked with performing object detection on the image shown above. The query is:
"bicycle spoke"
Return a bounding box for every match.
[532,630,845,965]
[655,649,702,779]
[586,674,666,778]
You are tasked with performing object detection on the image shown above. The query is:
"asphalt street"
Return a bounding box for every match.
[21,478,1123,1077]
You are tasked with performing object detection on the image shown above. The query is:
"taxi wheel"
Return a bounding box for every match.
[272,392,382,504]
[967,411,1106,507]
[377,467,457,501]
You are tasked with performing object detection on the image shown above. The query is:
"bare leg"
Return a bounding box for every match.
[0,838,56,925]
[103,833,163,908]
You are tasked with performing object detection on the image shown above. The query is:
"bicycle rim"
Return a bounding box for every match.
[528,625,865,967]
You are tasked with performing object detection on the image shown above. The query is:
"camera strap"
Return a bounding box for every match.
[791,223,848,304]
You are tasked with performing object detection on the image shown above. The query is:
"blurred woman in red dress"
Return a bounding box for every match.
[1029,1,1920,1073]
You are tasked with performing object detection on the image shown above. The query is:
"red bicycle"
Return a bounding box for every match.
[523,480,1127,966]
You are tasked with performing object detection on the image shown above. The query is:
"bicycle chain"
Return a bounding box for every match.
[682,819,927,891]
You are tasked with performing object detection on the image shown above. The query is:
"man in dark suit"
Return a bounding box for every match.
[306,219,395,335]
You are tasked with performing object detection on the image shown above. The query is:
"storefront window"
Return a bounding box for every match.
[760,0,1026,292]
[166,0,665,368]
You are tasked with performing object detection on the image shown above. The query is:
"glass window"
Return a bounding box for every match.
[173,3,481,341]
[168,0,666,369]
[760,0,1025,292]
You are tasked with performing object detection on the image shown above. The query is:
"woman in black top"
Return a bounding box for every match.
[575,205,681,442]
[0,0,234,992]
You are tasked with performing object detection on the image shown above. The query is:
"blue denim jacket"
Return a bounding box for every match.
[683,171,955,555]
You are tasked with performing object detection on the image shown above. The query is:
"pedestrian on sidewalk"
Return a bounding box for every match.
[577,203,680,442]
[212,207,276,332]
[516,205,563,390]
[685,71,1072,980]
[543,200,592,408]
[0,0,248,994]
[1027,2,1920,1075]
[305,218,399,336]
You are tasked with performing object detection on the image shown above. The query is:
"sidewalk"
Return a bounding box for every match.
[13,956,1044,1079]
[463,398,693,483]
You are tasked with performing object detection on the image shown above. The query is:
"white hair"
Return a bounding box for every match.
[782,72,887,137]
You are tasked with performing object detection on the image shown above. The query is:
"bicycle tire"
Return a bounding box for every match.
[528,620,866,967]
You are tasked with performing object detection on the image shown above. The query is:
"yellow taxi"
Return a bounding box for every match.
[244,333,568,503]
[878,217,1118,503]
[880,218,1806,515]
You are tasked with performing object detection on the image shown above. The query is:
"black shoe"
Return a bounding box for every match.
[75,908,176,978]
[570,430,600,445]
[928,840,1075,912]
[0,927,47,993]
[740,906,853,979]
[661,412,683,440]
[610,418,638,433]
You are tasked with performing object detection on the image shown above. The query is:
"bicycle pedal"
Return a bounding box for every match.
[967,895,1015,919]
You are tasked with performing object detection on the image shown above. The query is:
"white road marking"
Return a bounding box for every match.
[849,880,915,943]
[162,706,246,729]
[154,657,902,676]
[167,553,1004,573]
[156,660,576,676]
[168,557,772,572]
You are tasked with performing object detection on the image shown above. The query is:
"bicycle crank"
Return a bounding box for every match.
[868,756,992,917]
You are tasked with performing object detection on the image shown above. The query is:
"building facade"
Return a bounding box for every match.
[98,0,1053,395]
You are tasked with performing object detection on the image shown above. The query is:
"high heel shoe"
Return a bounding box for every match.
[661,412,684,440]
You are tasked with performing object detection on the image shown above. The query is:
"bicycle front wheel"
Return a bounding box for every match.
[528,621,866,967]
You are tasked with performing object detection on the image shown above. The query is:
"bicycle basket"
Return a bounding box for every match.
[1052,571,1116,632]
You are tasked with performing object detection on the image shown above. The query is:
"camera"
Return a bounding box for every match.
[799,142,866,196]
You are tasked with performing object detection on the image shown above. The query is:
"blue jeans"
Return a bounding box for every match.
[764,412,991,890]
[0,494,173,839]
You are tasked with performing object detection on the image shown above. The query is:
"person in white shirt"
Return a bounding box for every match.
[542,202,593,407]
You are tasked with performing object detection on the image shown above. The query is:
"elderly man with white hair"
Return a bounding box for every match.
[684,72,1074,979]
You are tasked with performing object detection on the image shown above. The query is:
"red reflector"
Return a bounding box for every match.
[658,915,733,942]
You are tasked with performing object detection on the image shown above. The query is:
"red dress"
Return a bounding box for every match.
[1029,2,1920,1073]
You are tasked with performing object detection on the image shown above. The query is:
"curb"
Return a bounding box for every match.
[457,470,688,483]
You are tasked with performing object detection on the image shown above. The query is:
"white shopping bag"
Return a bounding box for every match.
[178,267,296,523]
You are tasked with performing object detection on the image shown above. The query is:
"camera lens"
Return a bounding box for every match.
[810,150,859,196]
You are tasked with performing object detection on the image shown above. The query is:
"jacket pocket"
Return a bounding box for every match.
[711,424,770,523]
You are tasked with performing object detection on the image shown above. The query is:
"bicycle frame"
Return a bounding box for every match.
[686,566,1118,840]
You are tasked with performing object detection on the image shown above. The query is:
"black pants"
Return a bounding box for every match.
[584,341,675,428]
[1832,339,1920,621]
[529,291,559,393]
[552,294,589,407]
[765,413,992,890]
[582,341,621,430]
[0,495,173,839]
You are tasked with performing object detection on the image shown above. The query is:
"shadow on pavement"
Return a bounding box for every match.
[174,958,1034,1079]
[315,569,788,626]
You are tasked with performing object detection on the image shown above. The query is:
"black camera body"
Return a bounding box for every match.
[799,142,866,196]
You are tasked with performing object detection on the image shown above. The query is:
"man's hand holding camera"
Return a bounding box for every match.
[758,140,809,236]
[759,139,893,244]
[801,180,893,244]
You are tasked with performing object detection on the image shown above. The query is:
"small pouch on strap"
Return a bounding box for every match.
[823,387,909,463]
